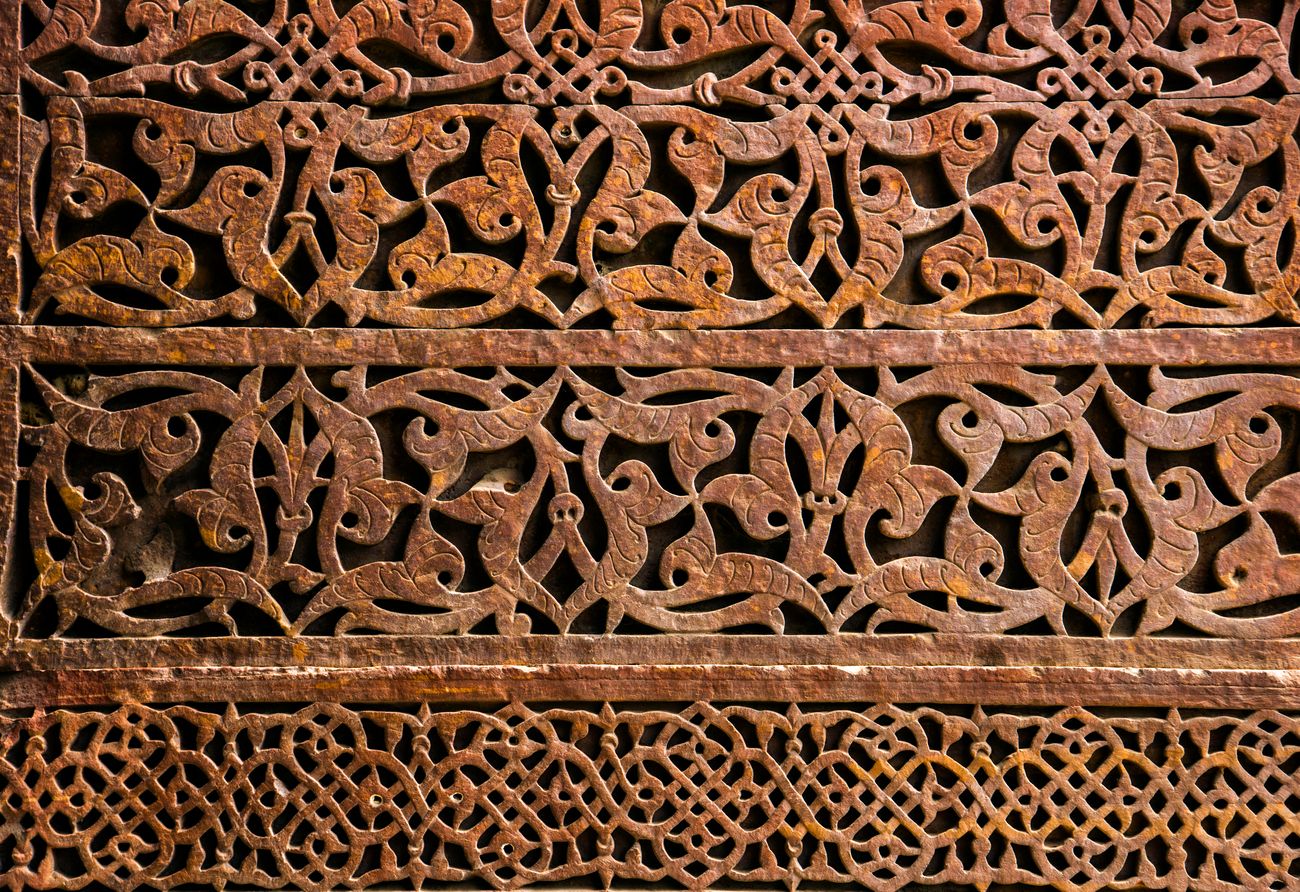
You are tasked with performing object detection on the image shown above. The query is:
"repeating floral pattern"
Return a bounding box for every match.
[9,3,1300,888]
[15,0,1300,327]
[19,0,1300,107]
[2,701,1299,890]
[13,361,1300,639]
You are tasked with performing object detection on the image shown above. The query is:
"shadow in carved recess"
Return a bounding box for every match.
[12,362,1300,639]
[14,0,1300,327]
[8,2,1300,890]
[2,701,1298,890]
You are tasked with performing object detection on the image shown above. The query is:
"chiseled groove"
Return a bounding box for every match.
[11,633,1300,671]
[6,664,1300,710]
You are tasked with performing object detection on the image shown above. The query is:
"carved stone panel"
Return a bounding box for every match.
[12,358,1300,640]
[4,1,1300,889]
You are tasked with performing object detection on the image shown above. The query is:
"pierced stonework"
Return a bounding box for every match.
[13,2,1300,327]
[13,361,1300,640]
[18,0,1300,106]
[5,2,1300,890]
[6,702,1300,890]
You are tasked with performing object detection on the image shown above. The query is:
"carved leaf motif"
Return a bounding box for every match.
[17,362,1300,638]
[174,414,263,557]
[12,3,1300,884]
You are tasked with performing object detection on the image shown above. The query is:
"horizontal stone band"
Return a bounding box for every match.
[2,701,1297,890]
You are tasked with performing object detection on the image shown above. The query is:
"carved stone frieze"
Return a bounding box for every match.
[12,1,1300,327]
[5,1,1300,889]
[12,361,1300,640]
[18,0,1300,106]
[3,701,1300,890]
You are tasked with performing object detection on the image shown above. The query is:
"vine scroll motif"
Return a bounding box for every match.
[14,1,1300,327]
[2,702,1299,890]
[19,0,1300,106]
[8,2,1300,889]
[13,362,1300,639]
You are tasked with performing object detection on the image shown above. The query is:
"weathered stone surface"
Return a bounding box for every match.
[6,702,1300,889]
[18,0,1300,106]
[14,1,1300,327]
[6,1,1300,889]
[14,94,1300,327]
[11,360,1300,640]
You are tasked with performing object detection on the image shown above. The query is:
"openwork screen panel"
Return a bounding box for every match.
[3,0,1300,889]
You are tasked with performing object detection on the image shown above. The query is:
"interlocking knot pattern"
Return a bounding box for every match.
[12,0,1300,327]
[6,1,1300,889]
[4,702,1300,890]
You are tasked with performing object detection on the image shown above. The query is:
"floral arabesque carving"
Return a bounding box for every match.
[14,361,1300,639]
[19,95,1300,327]
[20,0,1300,107]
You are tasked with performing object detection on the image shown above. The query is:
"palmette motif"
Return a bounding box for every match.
[3,702,1300,890]
[14,0,1300,328]
[20,0,1300,106]
[15,362,1300,639]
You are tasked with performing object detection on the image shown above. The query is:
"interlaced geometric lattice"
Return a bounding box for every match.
[4,0,1300,888]
[6,703,1300,890]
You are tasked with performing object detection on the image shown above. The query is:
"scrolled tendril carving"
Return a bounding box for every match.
[14,361,1300,639]
[15,1,1300,328]
[20,0,1300,107]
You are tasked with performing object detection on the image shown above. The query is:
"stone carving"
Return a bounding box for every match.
[15,3,1300,327]
[14,361,1300,639]
[19,0,1300,106]
[7,2,1300,889]
[2,701,1299,890]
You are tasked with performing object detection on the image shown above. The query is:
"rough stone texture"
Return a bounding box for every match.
[12,0,1300,328]
[13,361,1300,640]
[6,702,1300,889]
[4,0,1300,888]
